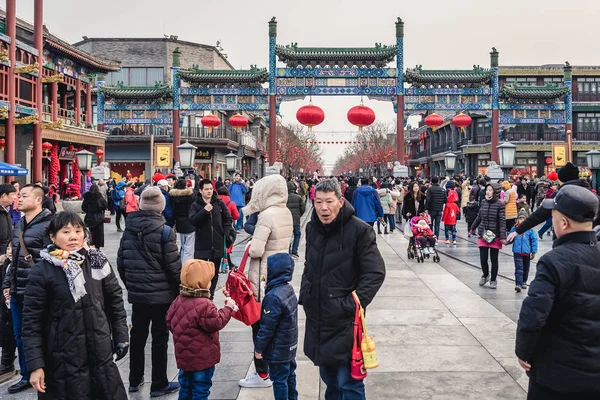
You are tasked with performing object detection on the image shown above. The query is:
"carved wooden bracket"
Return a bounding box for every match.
[14,114,39,125]
[42,73,64,83]
[41,120,63,129]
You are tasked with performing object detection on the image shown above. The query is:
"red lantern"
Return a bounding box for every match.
[548,171,558,181]
[201,114,221,132]
[296,103,325,132]
[228,114,248,132]
[42,141,53,155]
[545,157,552,165]
[0,138,5,151]
[425,113,444,132]
[347,104,376,132]
[96,148,105,157]
[452,113,472,133]
[68,144,75,151]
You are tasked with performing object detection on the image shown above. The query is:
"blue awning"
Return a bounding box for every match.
[0,162,28,176]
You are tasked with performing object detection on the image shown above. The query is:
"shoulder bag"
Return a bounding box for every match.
[19,230,35,266]
[482,204,497,244]
[225,242,261,326]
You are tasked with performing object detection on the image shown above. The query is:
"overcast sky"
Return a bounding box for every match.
[17,0,600,166]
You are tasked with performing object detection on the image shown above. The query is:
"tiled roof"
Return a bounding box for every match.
[500,83,569,102]
[275,43,397,67]
[178,66,269,84]
[101,83,172,100]
[405,66,495,87]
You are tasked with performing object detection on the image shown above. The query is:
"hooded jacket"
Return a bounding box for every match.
[509,225,538,255]
[160,188,174,227]
[124,186,138,214]
[189,194,233,260]
[229,181,247,207]
[352,185,384,223]
[286,181,306,226]
[501,181,518,219]
[241,175,293,299]
[111,181,125,204]
[219,194,240,221]
[442,191,460,226]
[2,209,53,296]
[169,187,196,234]
[516,231,600,393]
[377,188,395,215]
[116,210,181,304]
[300,200,385,367]
[254,253,298,363]
[471,183,507,241]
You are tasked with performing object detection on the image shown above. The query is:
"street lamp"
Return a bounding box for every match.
[586,149,600,191]
[177,141,197,169]
[225,151,238,175]
[444,152,457,177]
[497,141,517,180]
[75,149,93,195]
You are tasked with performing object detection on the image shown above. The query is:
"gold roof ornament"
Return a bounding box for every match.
[0,106,8,119]
[0,49,9,64]
[41,120,63,129]
[14,62,40,75]
[42,73,64,83]
[14,114,39,125]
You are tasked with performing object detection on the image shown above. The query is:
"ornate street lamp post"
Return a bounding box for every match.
[586,149,600,191]
[225,151,238,175]
[497,142,517,180]
[444,152,457,177]
[75,149,93,195]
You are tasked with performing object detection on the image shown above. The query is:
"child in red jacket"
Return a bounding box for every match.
[166,259,237,400]
[442,190,460,245]
[412,218,436,254]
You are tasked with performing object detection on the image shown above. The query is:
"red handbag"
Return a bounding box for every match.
[350,295,368,380]
[226,242,261,326]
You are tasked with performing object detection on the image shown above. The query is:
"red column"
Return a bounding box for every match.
[75,78,81,125]
[397,95,405,164]
[85,82,92,126]
[268,95,277,165]
[491,110,499,163]
[172,110,180,162]
[5,0,16,173]
[51,81,58,121]
[32,0,43,182]
[566,128,573,163]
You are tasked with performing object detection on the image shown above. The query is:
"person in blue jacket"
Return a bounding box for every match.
[510,210,538,293]
[229,173,248,231]
[254,253,298,400]
[351,178,384,226]
[111,181,126,232]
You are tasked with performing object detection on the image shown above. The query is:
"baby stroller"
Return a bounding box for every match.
[405,215,440,263]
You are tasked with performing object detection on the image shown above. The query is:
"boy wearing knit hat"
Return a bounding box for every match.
[509,210,538,293]
[166,259,236,400]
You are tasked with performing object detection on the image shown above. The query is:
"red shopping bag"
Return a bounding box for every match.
[350,296,367,380]
[226,242,261,326]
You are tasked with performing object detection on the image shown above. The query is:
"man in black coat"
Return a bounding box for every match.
[286,181,306,259]
[1,184,52,393]
[117,186,181,396]
[0,184,16,378]
[516,185,600,399]
[300,178,385,399]
[189,179,233,300]
[425,176,447,238]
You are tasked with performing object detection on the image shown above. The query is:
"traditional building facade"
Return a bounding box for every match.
[0,3,119,184]
[73,37,267,182]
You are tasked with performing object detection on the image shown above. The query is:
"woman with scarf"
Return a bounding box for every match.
[21,212,129,399]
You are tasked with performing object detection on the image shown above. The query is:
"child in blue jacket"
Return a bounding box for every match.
[254,253,298,400]
[510,210,538,293]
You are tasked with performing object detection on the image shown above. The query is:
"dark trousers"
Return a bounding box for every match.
[178,367,215,400]
[319,365,365,400]
[480,246,500,281]
[115,207,125,230]
[209,257,221,300]
[290,225,301,255]
[429,211,443,238]
[270,360,298,400]
[539,217,553,237]
[377,215,391,233]
[236,206,244,230]
[444,224,456,241]
[388,213,396,232]
[417,237,436,248]
[527,379,598,400]
[1,300,16,368]
[514,254,531,287]
[366,222,374,227]
[10,295,28,379]
[129,303,170,391]
[506,218,516,232]
[251,321,269,375]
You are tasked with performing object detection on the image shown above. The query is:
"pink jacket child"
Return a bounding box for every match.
[412,218,437,249]
[310,185,316,201]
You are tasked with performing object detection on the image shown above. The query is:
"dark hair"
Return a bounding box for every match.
[10,181,17,185]
[431,176,439,184]
[47,211,86,237]
[174,178,187,190]
[408,181,422,200]
[0,184,16,197]
[199,179,213,190]
[20,183,44,199]
[88,184,100,196]
[360,177,369,186]
[217,186,230,196]
[347,176,357,187]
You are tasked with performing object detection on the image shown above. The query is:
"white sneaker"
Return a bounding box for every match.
[238,372,272,388]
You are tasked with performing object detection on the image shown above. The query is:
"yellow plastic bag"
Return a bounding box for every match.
[352,291,379,369]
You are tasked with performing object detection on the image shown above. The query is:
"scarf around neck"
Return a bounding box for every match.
[40,244,112,303]
[180,284,211,298]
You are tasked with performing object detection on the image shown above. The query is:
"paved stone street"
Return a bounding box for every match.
[0,214,546,399]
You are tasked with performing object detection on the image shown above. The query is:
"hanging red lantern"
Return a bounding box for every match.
[96,148,105,157]
[42,141,53,155]
[201,114,221,132]
[228,114,248,132]
[452,113,472,133]
[548,171,558,181]
[545,157,552,165]
[68,144,75,151]
[296,103,325,132]
[347,104,376,132]
[0,138,5,151]
[424,113,444,132]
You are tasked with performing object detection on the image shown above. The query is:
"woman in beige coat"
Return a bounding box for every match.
[238,174,293,388]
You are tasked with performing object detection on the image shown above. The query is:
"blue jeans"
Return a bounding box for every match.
[514,254,531,287]
[319,365,365,400]
[290,225,301,255]
[270,360,298,400]
[388,214,396,232]
[444,224,456,241]
[11,294,29,380]
[178,367,214,400]
[538,217,552,237]
[179,232,196,265]
[429,211,443,238]
[236,206,244,230]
